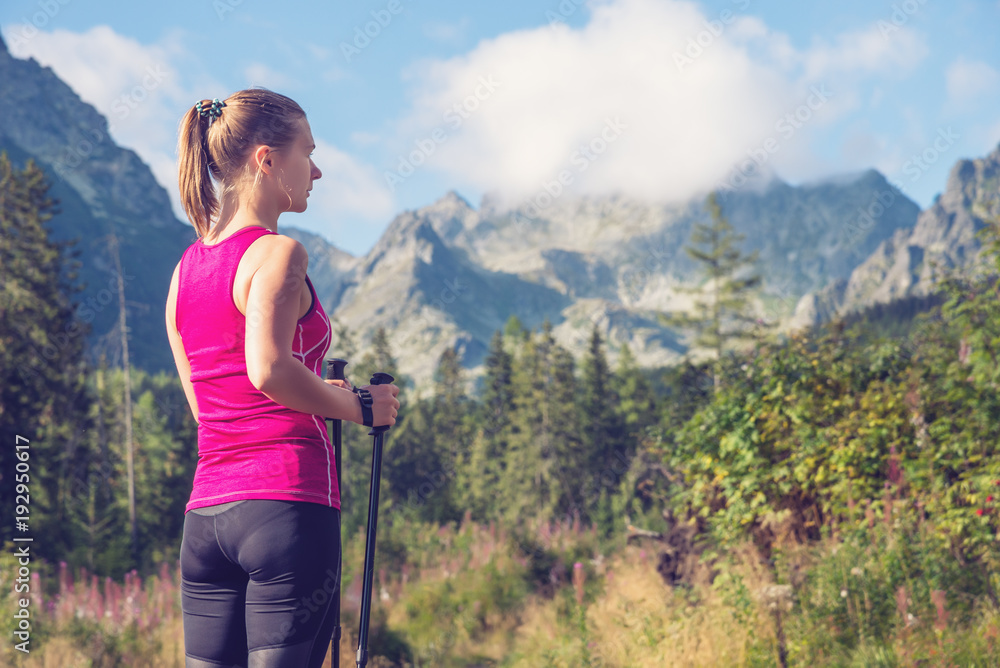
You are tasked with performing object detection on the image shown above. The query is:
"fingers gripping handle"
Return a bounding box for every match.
[368,372,395,435]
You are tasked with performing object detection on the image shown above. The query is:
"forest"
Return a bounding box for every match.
[4,153,1000,665]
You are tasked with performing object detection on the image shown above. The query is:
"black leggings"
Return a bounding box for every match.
[180,499,341,668]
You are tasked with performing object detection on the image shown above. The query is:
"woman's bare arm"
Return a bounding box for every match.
[165,261,199,423]
[244,235,398,425]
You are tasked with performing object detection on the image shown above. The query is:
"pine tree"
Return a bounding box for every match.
[504,329,545,523]
[610,344,668,533]
[503,314,527,351]
[434,346,466,405]
[0,153,93,554]
[462,330,514,520]
[429,346,472,522]
[356,326,400,385]
[661,192,767,390]
[538,323,583,520]
[577,326,626,526]
[613,343,657,437]
[383,393,445,521]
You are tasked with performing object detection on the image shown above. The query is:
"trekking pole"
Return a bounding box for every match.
[324,358,348,668]
[356,371,394,668]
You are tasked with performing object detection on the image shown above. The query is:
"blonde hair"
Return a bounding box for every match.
[177,88,306,237]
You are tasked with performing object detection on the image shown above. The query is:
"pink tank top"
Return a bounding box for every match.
[175,225,337,512]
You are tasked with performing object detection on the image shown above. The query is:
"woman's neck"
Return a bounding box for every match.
[205,192,279,243]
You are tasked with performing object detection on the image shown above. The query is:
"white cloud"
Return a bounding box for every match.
[384,0,929,210]
[350,130,383,146]
[302,139,396,237]
[422,17,472,44]
[244,62,294,89]
[801,24,927,81]
[946,57,1000,108]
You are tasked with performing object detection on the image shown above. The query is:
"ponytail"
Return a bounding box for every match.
[176,89,306,238]
[177,102,218,238]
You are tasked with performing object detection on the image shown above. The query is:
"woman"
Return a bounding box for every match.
[165,89,399,668]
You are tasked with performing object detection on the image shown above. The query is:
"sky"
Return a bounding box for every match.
[2,0,999,256]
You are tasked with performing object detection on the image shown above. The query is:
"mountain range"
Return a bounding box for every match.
[2,33,997,387]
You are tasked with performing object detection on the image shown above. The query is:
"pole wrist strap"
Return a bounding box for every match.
[354,387,374,427]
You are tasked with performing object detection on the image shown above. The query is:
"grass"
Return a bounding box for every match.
[5,511,1000,667]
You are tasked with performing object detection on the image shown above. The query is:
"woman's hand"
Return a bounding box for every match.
[324,378,353,391]
[363,382,400,427]
[324,379,399,426]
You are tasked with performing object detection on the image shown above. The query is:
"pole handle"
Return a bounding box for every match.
[369,372,394,386]
[326,358,349,381]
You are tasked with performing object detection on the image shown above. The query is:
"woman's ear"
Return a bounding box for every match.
[253,145,272,175]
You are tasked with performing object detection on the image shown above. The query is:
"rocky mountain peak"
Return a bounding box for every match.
[793,142,1000,328]
[414,189,479,243]
[940,143,1000,214]
[425,189,475,214]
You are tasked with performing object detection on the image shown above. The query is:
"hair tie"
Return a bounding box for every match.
[195,98,226,122]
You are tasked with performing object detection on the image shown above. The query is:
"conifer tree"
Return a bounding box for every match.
[577,326,625,521]
[547,333,583,517]
[356,325,401,386]
[504,329,545,522]
[434,346,466,405]
[430,346,472,521]
[661,192,766,390]
[383,393,444,521]
[517,323,585,520]
[613,343,657,437]
[503,314,527,351]
[0,153,92,553]
[463,330,515,520]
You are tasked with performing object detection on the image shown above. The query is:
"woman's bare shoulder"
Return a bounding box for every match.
[243,231,309,274]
